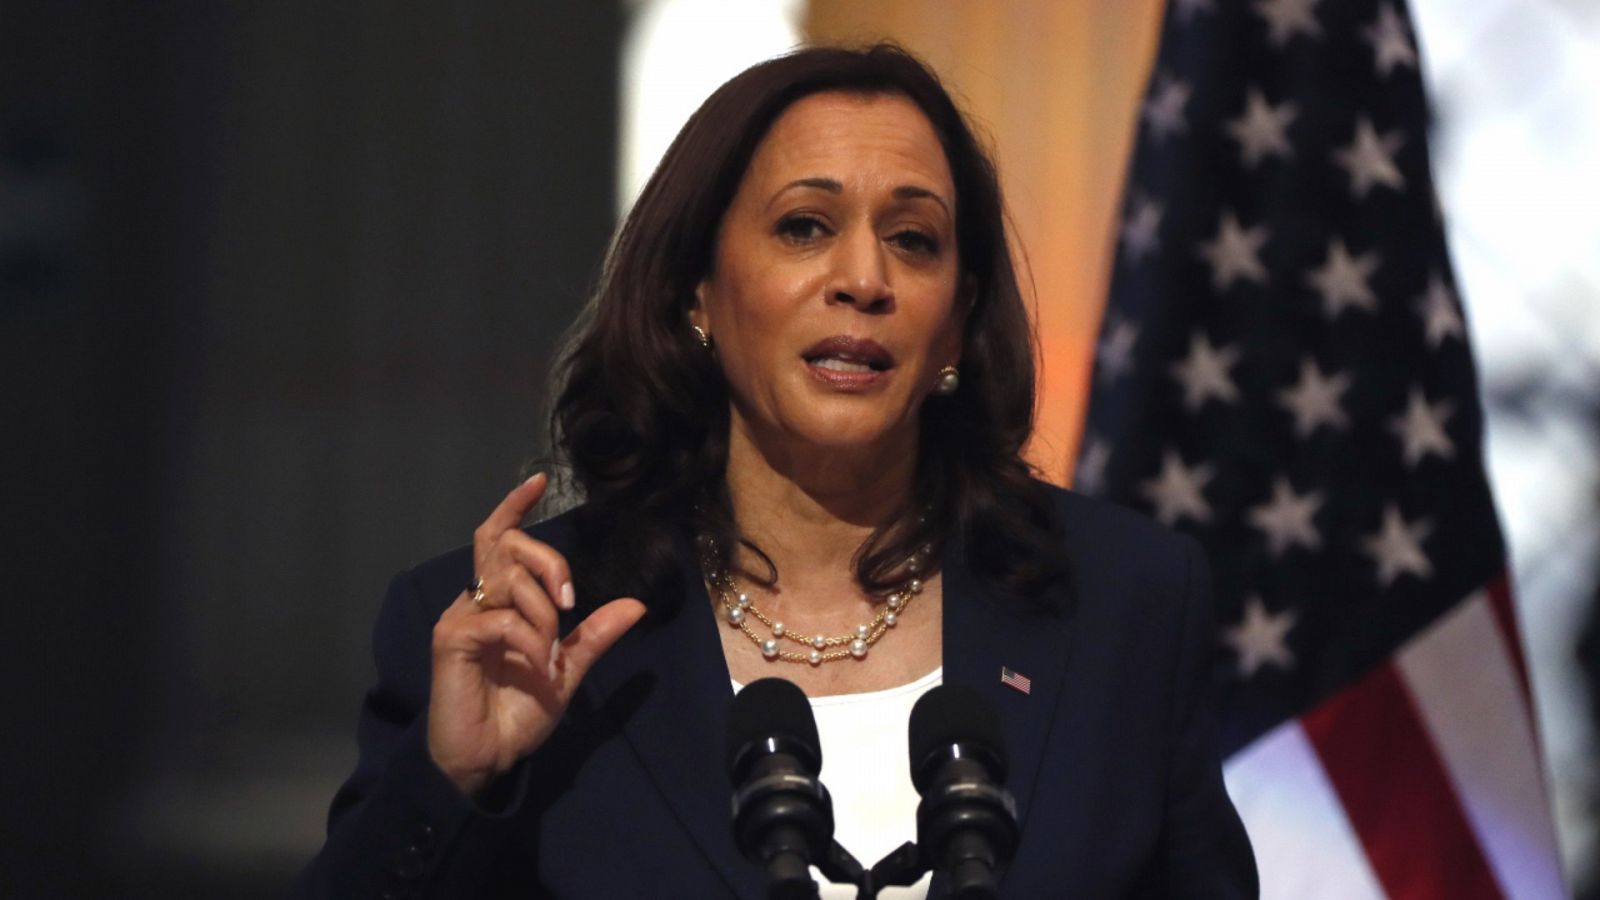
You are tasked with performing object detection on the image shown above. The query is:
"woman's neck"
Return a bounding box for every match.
[722,420,918,594]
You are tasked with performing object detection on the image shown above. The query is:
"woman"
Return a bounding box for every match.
[299,44,1257,898]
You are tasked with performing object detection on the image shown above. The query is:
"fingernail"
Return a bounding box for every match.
[524,472,544,486]
[547,638,562,679]
[560,581,576,610]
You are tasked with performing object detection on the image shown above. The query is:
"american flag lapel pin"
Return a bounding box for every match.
[1000,666,1032,695]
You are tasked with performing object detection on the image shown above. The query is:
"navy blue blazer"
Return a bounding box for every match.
[298,486,1257,898]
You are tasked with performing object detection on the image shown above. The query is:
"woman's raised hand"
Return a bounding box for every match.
[426,473,646,797]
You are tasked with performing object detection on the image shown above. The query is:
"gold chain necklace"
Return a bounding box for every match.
[704,545,931,666]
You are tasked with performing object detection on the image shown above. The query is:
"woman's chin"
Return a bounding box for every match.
[731,394,921,464]
[775,417,918,461]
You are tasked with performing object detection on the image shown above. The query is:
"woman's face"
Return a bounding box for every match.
[691,91,966,461]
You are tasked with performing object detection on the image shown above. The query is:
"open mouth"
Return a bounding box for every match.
[810,357,883,373]
[802,336,894,373]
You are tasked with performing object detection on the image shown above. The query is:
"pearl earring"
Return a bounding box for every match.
[933,365,959,395]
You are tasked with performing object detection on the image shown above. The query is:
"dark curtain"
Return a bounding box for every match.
[1,3,622,896]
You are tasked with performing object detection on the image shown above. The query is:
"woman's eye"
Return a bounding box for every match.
[776,215,827,242]
[890,229,939,255]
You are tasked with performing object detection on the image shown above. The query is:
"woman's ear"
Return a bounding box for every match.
[687,281,714,349]
[688,280,710,332]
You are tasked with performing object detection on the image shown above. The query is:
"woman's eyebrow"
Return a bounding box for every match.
[892,184,950,217]
[782,176,842,194]
[770,178,950,217]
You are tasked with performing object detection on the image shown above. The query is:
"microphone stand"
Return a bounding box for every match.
[813,840,862,895]
[812,839,930,900]
[859,841,928,899]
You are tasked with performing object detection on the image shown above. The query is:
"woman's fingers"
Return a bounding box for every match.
[470,478,577,619]
[428,591,643,798]
[473,530,572,644]
[495,530,575,612]
[434,605,551,673]
[438,593,643,703]
[504,566,559,639]
[556,598,647,683]
[473,472,549,571]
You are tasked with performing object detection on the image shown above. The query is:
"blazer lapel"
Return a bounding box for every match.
[577,553,764,898]
[941,553,1075,854]
[576,542,1074,899]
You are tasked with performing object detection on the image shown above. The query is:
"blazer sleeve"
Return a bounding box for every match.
[1159,536,1259,898]
[293,566,535,900]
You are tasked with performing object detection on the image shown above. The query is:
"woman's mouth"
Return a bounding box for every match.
[811,357,878,373]
[802,336,894,391]
[802,336,893,369]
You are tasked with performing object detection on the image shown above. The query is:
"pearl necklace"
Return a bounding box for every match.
[704,545,931,666]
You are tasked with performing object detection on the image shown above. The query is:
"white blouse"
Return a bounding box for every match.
[732,668,943,900]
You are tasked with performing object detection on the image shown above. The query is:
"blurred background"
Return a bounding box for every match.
[3,1,1595,897]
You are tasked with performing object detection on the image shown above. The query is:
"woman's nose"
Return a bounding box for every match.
[827,229,893,312]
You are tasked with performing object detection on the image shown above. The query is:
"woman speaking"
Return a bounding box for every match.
[299,44,1257,898]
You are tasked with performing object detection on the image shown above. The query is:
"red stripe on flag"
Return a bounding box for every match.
[1483,574,1534,706]
[1302,662,1504,900]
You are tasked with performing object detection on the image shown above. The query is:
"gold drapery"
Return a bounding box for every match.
[803,1,1165,484]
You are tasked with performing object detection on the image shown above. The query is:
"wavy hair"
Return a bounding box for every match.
[550,43,1070,613]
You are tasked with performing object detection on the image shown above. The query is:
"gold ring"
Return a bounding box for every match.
[469,576,487,607]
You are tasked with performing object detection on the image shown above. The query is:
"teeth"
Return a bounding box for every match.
[812,357,874,373]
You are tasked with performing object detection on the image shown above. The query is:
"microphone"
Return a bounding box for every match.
[908,685,1019,899]
[727,678,834,900]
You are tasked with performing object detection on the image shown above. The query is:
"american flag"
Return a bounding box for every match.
[1077,1,1565,896]
[1000,666,1032,695]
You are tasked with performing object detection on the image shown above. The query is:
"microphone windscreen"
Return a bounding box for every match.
[907,684,1008,790]
[727,677,822,778]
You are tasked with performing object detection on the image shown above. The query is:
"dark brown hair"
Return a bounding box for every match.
[550,43,1069,612]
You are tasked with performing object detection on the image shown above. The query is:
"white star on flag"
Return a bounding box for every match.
[1226,88,1297,169]
[1305,238,1379,319]
[1095,315,1141,385]
[1120,195,1164,264]
[1223,595,1298,677]
[1075,436,1111,496]
[1276,358,1351,438]
[1142,74,1191,143]
[1196,210,1269,292]
[1363,4,1418,77]
[1333,117,1406,198]
[1362,503,1434,587]
[1415,273,1465,348]
[1254,0,1323,46]
[1171,332,1242,412]
[1389,386,1455,467]
[1141,450,1215,527]
[1247,477,1324,557]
